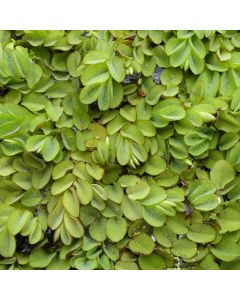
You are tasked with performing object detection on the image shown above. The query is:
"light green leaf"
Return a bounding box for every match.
[75,179,93,205]
[106,217,127,242]
[153,225,176,248]
[81,63,109,86]
[89,216,107,242]
[231,88,240,111]
[107,55,126,82]
[41,136,60,162]
[64,213,84,238]
[62,190,79,217]
[210,160,235,190]
[126,180,150,200]
[187,224,216,243]
[128,233,155,255]
[79,83,101,104]
[29,249,56,268]
[75,258,98,270]
[145,155,166,176]
[121,196,143,221]
[51,173,74,195]
[141,185,167,206]
[0,228,16,257]
[171,239,197,259]
[83,50,109,64]
[217,208,240,233]
[138,253,166,270]
[210,240,240,262]
[143,205,166,227]
[0,118,20,139]
[52,160,74,180]
[46,82,73,98]
[26,63,42,88]
[115,261,138,270]
[116,136,130,166]
[8,210,31,235]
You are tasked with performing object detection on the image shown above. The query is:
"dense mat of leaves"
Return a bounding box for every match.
[1,30,240,270]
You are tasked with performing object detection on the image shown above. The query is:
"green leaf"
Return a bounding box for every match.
[227,144,240,166]
[79,83,101,104]
[89,216,107,242]
[86,163,104,180]
[145,155,166,176]
[47,202,64,230]
[153,225,176,248]
[116,136,130,166]
[106,217,127,242]
[51,173,74,195]
[81,63,109,86]
[62,190,79,217]
[67,51,82,77]
[217,208,240,233]
[98,79,111,111]
[29,222,43,244]
[143,205,166,227]
[171,239,197,259]
[188,179,219,211]
[83,50,109,64]
[121,196,143,221]
[26,63,42,88]
[128,233,155,255]
[129,142,148,163]
[107,55,125,83]
[189,49,204,75]
[47,257,70,270]
[120,105,136,122]
[120,124,144,145]
[8,210,31,235]
[210,160,235,190]
[0,118,20,139]
[52,160,74,180]
[29,249,56,268]
[186,224,216,243]
[219,132,239,151]
[12,172,32,190]
[46,99,63,122]
[170,43,191,67]
[166,213,189,234]
[155,105,186,121]
[22,93,47,112]
[141,185,167,206]
[142,56,156,77]
[26,135,46,152]
[75,179,93,205]
[138,253,166,270]
[165,38,186,56]
[103,243,119,261]
[75,258,98,270]
[46,82,73,98]
[115,261,138,270]
[106,183,123,204]
[160,68,183,85]
[0,228,16,257]
[92,184,107,200]
[0,156,15,176]
[64,213,84,238]
[210,240,240,262]
[21,189,42,207]
[41,136,60,162]
[126,180,150,200]
[32,165,53,189]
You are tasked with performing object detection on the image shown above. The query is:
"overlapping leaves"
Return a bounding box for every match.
[1,30,240,270]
